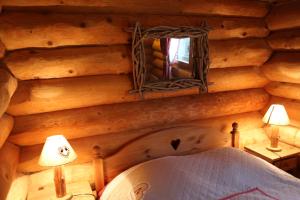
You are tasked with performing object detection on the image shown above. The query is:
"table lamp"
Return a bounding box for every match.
[263,104,289,152]
[39,135,77,199]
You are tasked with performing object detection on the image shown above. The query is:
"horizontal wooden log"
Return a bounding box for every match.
[152,58,164,69]
[267,29,300,50]
[266,96,300,128]
[8,65,269,116]
[5,39,272,80]
[266,1,300,31]
[0,12,269,50]
[208,66,269,93]
[210,39,272,68]
[18,111,264,173]
[153,51,163,59]
[9,88,269,146]
[262,53,300,83]
[0,68,18,117]
[0,114,14,149]
[0,142,19,200]
[1,0,268,17]
[172,65,192,78]
[5,46,131,80]
[265,82,300,101]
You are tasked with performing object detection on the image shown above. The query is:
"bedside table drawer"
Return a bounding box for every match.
[274,157,298,171]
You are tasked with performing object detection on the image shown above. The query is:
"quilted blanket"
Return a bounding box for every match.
[101,147,300,200]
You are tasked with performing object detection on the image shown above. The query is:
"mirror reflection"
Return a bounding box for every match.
[144,37,193,83]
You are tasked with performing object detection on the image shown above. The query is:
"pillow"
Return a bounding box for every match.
[219,188,278,200]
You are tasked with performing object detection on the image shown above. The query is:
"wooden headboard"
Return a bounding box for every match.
[92,122,239,194]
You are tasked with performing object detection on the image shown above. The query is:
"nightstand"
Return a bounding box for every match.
[244,142,300,172]
[27,181,95,200]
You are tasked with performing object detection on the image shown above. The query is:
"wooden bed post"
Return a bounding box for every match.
[92,145,105,195]
[230,122,240,148]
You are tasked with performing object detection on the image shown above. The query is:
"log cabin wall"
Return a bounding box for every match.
[0,0,285,198]
[263,0,300,147]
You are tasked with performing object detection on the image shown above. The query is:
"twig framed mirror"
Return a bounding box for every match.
[131,22,210,96]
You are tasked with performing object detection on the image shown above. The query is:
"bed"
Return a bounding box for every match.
[92,123,300,200]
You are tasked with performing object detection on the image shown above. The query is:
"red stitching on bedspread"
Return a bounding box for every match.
[219,187,279,200]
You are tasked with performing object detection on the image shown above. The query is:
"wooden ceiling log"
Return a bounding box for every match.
[265,82,300,101]
[0,114,14,149]
[262,53,300,83]
[5,39,272,80]
[266,1,300,31]
[18,111,264,173]
[267,29,300,50]
[0,68,18,117]
[9,88,269,146]
[0,12,269,50]
[0,142,20,200]
[1,0,268,18]
[7,65,269,116]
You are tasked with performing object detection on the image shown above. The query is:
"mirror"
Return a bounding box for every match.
[131,23,210,95]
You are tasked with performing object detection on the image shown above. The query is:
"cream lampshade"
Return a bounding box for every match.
[263,104,289,152]
[39,135,77,167]
[39,135,77,199]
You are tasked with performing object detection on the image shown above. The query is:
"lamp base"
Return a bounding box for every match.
[53,193,73,200]
[266,146,282,152]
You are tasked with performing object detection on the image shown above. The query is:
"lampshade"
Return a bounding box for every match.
[262,104,290,125]
[39,135,77,167]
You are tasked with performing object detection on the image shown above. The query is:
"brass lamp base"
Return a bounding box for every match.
[266,146,282,152]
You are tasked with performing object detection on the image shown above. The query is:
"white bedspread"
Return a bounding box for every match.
[101,147,300,200]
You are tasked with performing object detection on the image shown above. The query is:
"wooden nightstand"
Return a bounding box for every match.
[27,181,95,200]
[244,142,300,172]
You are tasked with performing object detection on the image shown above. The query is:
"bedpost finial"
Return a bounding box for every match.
[92,145,102,159]
[232,122,238,130]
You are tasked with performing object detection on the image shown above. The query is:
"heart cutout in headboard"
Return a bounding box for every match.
[171,139,181,150]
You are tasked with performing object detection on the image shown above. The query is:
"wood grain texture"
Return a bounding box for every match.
[262,53,300,83]
[209,39,272,68]
[9,89,269,146]
[1,0,268,17]
[208,66,269,93]
[0,12,269,50]
[0,68,18,117]
[5,39,272,80]
[0,114,14,149]
[267,29,300,50]
[266,1,300,30]
[0,142,20,200]
[104,126,228,181]
[266,96,300,128]
[265,82,300,101]
[5,46,132,80]
[17,111,264,172]
[7,64,270,116]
